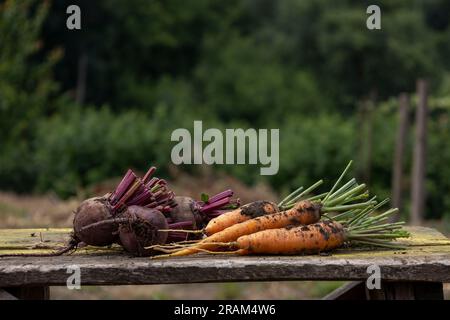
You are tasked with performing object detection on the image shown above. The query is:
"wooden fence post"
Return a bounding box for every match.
[75,52,88,105]
[357,90,377,184]
[411,79,428,225]
[391,93,410,220]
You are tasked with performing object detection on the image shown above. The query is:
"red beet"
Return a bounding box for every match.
[0,196,119,257]
[0,166,178,258]
[169,191,240,229]
[118,206,169,256]
[168,196,198,228]
[73,196,119,246]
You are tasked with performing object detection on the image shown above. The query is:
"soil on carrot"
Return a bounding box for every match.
[241,201,278,218]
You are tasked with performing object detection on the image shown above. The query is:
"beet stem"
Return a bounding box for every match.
[207,189,234,203]
[200,197,231,213]
[80,218,129,232]
[111,170,136,204]
[168,221,194,229]
[142,166,156,184]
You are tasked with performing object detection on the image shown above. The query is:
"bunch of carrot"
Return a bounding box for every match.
[149,161,409,257]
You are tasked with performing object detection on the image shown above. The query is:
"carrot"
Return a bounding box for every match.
[151,161,383,258]
[153,206,410,258]
[152,177,376,256]
[204,179,325,236]
[204,200,279,236]
[208,200,322,241]
[232,220,346,255]
[152,186,376,257]
[232,206,411,255]
[151,199,360,257]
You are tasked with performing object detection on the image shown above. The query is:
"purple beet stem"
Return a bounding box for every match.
[168,221,194,229]
[142,166,156,184]
[200,197,231,213]
[109,166,176,214]
[207,189,233,203]
[111,170,135,204]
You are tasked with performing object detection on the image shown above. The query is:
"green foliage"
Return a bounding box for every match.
[33,105,192,197]
[373,96,450,219]
[273,113,357,195]
[0,0,60,141]
[196,35,332,125]
[0,0,60,191]
[427,110,450,219]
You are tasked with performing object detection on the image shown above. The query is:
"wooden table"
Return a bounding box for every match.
[0,226,449,300]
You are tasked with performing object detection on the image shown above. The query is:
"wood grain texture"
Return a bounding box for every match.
[0,226,449,286]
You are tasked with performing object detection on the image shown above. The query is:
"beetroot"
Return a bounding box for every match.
[171,190,240,229]
[168,196,198,227]
[73,196,118,246]
[72,166,175,248]
[163,191,240,243]
[0,166,241,258]
[0,166,177,257]
[118,206,169,256]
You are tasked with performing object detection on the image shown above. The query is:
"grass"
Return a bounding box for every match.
[51,282,345,300]
[0,201,28,218]
[309,281,346,298]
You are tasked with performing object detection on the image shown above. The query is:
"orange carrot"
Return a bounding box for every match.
[204,200,279,236]
[153,200,322,257]
[232,220,346,255]
[205,179,326,236]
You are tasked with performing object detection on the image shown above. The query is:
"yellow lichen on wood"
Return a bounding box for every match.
[0,228,122,255]
[0,226,449,257]
[397,226,450,246]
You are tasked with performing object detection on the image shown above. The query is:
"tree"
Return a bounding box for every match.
[0,0,60,191]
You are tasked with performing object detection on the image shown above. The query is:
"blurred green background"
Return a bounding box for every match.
[1,0,450,220]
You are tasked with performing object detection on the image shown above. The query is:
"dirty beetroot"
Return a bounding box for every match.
[52,166,178,256]
[118,206,169,256]
[167,192,240,242]
[73,196,118,247]
[0,166,239,258]
[72,173,238,256]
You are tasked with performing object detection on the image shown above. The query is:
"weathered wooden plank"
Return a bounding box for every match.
[411,79,428,225]
[0,244,450,286]
[413,281,444,300]
[366,281,443,300]
[391,92,410,218]
[397,226,450,246]
[0,228,122,255]
[322,281,366,300]
[318,280,444,300]
[1,226,448,255]
[0,288,17,300]
[0,226,449,286]
[3,286,50,300]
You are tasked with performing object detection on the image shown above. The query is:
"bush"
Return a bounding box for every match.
[33,107,160,197]
[271,113,358,196]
